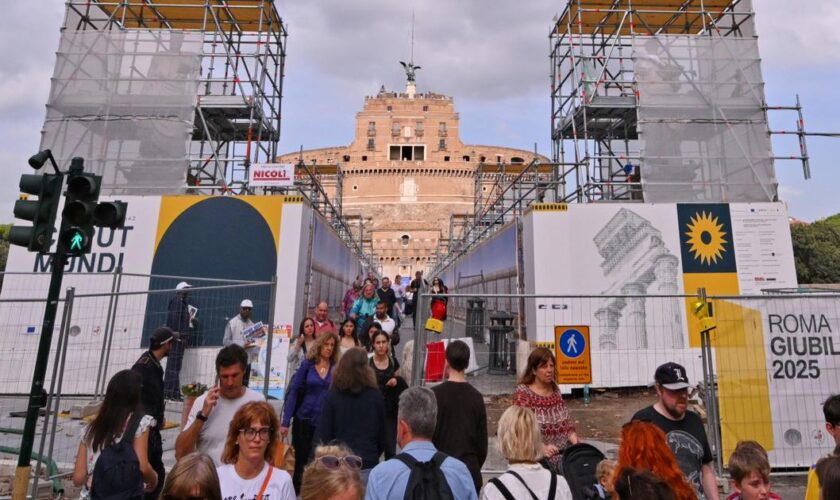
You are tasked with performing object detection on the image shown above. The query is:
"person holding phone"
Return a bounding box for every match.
[175,345,265,465]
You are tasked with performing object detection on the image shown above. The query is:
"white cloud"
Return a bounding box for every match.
[755,0,840,68]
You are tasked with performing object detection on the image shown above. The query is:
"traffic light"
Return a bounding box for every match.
[57,158,128,255]
[8,174,63,253]
[58,160,100,255]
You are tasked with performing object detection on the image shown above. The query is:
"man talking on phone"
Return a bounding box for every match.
[174,344,265,465]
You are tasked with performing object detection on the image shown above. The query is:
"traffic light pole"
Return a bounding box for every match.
[12,249,68,500]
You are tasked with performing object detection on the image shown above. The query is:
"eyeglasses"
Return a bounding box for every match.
[163,495,205,500]
[239,427,272,441]
[317,455,363,470]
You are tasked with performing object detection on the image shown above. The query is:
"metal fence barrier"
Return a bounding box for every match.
[0,271,276,497]
[409,290,840,475]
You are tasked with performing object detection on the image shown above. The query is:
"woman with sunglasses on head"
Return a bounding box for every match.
[338,318,360,356]
[300,445,364,500]
[316,347,385,483]
[216,401,295,500]
[160,452,222,500]
[369,330,405,459]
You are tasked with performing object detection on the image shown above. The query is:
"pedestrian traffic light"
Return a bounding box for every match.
[58,158,100,255]
[8,173,63,253]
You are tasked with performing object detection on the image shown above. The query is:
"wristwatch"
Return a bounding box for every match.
[196,411,208,422]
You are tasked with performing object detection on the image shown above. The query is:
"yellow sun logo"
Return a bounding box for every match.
[685,211,728,265]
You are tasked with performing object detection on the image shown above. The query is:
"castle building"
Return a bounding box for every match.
[278,70,549,278]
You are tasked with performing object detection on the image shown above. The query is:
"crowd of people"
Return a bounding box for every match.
[69,273,840,500]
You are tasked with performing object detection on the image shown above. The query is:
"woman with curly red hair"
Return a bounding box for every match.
[612,421,697,500]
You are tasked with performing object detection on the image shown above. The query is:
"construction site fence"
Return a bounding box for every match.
[408,290,840,474]
[0,271,277,496]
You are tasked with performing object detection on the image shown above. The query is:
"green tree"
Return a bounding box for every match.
[791,218,840,284]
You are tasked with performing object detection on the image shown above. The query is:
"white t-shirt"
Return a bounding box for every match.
[374,315,396,335]
[480,463,573,500]
[216,462,295,500]
[184,388,265,466]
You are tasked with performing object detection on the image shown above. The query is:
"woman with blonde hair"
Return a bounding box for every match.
[613,421,696,500]
[160,452,222,500]
[300,444,364,500]
[481,405,573,499]
[281,331,339,492]
[216,401,294,499]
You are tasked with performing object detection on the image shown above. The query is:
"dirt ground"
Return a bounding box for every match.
[486,387,658,445]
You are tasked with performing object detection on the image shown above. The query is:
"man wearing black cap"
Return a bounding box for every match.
[132,326,179,500]
[633,362,720,500]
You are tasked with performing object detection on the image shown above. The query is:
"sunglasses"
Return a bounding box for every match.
[317,455,363,470]
[241,307,253,311]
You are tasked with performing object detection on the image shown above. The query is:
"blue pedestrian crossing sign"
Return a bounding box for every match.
[554,325,592,384]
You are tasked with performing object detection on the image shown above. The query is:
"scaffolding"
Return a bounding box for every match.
[548,0,809,204]
[433,159,553,272]
[60,0,287,193]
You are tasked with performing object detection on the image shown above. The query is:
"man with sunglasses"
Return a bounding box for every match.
[632,362,720,500]
[223,299,264,387]
[366,387,476,500]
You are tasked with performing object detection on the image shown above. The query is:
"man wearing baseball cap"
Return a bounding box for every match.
[222,299,263,387]
[132,326,179,499]
[632,362,720,500]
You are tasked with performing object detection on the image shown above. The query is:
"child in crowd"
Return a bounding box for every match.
[594,459,616,499]
[806,395,840,500]
[726,441,780,500]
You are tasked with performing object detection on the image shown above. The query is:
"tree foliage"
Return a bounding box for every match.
[791,217,840,284]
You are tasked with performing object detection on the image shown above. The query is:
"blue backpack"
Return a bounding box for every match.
[90,413,144,500]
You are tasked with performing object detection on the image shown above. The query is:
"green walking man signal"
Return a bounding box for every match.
[69,231,83,250]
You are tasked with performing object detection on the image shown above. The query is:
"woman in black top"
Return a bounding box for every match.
[369,330,405,459]
[315,347,385,476]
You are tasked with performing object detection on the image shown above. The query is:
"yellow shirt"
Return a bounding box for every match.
[805,466,820,500]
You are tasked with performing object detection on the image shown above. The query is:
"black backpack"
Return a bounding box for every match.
[561,443,606,500]
[395,451,454,500]
[90,413,144,500]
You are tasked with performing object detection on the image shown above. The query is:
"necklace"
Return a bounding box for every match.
[317,363,328,375]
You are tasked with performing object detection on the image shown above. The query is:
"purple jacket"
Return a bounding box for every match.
[282,359,333,427]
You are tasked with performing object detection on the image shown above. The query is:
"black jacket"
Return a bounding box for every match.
[132,350,165,427]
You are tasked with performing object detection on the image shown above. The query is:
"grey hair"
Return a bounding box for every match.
[398,386,437,438]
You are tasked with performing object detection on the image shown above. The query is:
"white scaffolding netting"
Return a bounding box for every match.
[634,36,777,203]
[42,30,202,195]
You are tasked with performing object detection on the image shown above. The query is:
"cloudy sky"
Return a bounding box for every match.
[2,1,839,223]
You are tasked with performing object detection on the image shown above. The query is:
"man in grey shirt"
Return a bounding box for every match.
[223,299,263,386]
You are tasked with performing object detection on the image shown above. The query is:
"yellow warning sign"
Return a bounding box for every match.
[554,325,592,384]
